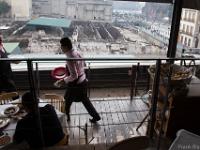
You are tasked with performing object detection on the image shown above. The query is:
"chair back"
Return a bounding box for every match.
[44,94,65,113]
[0,92,19,105]
[109,136,150,150]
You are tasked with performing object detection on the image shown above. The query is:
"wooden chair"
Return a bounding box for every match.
[0,92,19,105]
[55,134,69,146]
[109,136,150,150]
[44,94,65,113]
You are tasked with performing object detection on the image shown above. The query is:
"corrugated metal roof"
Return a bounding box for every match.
[3,43,19,54]
[27,17,71,28]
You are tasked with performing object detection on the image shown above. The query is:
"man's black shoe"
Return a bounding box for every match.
[89,117,101,123]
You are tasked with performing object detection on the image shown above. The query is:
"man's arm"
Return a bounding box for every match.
[63,61,78,83]
[56,61,78,86]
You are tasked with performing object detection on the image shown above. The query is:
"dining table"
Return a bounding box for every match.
[0,98,67,148]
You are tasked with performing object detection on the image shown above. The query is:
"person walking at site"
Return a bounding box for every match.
[55,37,101,123]
[0,34,18,93]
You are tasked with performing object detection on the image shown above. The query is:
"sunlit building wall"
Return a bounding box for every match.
[7,0,32,21]
[32,0,112,22]
[179,8,200,48]
[65,0,112,22]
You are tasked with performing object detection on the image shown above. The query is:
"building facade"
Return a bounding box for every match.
[179,8,200,48]
[1,0,32,21]
[32,0,113,22]
[150,23,171,42]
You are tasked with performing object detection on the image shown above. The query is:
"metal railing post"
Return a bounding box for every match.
[27,60,44,148]
[35,62,40,97]
[156,64,172,150]
[149,60,161,138]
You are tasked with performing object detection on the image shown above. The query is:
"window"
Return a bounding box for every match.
[186,25,189,33]
[192,12,196,22]
[184,37,188,45]
[183,24,186,32]
[188,12,191,21]
[180,36,183,43]
[185,11,187,20]
[1,1,173,58]
[190,26,193,35]
[188,38,191,47]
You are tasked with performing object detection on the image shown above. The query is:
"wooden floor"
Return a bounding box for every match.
[63,97,149,145]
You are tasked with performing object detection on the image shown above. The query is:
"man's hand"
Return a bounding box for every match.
[54,79,65,88]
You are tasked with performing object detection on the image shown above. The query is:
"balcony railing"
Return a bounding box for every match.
[179,30,193,36]
[182,17,195,23]
[0,57,200,150]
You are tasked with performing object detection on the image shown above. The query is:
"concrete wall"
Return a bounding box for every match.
[32,0,112,22]
[13,66,149,90]
[11,0,32,21]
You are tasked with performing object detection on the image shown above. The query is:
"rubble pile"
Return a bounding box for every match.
[70,21,123,42]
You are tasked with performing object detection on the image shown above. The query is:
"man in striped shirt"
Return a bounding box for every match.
[56,37,101,123]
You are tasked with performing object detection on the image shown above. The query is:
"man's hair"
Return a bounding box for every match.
[60,37,72,50]
[22,92,38,110]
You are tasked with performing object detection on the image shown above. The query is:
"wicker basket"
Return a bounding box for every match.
[148,63,195,87]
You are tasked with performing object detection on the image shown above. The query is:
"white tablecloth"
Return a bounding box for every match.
[0,99,66,147]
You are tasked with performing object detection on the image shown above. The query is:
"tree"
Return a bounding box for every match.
[0,1,11,15]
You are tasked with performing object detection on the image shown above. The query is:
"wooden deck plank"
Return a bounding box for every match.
[79,114,88,144]
[98,99,110,144]
[73,103,80,144]
[104,101,114,143]
[93,102,107,144]
[107,100,120,143]
[112,99,128,135]
[66,97,148,145]
[108,105,126,142]
[112,99,131,140]
[119,100,136,137]
[134,100,148,135]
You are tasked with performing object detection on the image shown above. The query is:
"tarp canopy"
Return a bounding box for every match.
[27,17,71,28]
[3,43,21,54]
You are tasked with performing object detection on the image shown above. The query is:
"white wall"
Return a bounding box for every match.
[11,0,32,21]
[32,0,112,22]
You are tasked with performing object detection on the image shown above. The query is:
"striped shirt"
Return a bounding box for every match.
[63,49,86,84]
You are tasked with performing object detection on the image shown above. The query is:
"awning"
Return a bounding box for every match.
[27,17,71,28]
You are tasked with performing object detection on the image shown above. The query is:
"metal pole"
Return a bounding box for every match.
[149,60,161,138]
[88,62,91,98]
[36,62,40,97]
[156,65,172,150]
[134,62,140,96]
[27,60,44,148]
[130,62,139,100]
[130,65,134,100]
[167,0,183,58]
